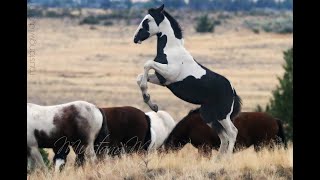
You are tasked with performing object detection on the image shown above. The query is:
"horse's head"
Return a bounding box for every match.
[133,4,165,44]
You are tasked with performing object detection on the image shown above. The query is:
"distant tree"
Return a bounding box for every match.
[101,0,112,9]
[256,0,277,8]
[231,0,252,11]
[124,0,132,9]
[281,0,293,9]
[163,0,186,9]
[265,47,293,140]
[189,0,211,10]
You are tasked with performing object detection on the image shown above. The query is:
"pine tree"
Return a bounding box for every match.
[266,47,293,140]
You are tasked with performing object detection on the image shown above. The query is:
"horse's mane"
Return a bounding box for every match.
[162,10,183,39]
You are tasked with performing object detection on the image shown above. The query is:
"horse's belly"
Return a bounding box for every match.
[167,76,213,104]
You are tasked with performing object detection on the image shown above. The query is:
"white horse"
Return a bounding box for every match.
[133,4,242,158]
[27,101,103,172]
[145,110,176,151]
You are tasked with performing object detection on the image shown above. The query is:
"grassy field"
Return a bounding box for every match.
[27,12,293,179]
[28,144,293,180]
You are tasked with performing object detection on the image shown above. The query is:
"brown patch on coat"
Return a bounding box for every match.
[34,105,90,149]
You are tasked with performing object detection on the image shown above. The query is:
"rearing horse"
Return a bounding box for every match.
[133,4,242,158]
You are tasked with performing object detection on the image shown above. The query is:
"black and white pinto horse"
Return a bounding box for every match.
[27,101,103,171]
[133,4,242,158]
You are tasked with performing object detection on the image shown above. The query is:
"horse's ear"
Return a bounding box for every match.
[158,4,164,13]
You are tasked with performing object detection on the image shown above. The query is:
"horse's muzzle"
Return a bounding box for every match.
[133,36,141,44]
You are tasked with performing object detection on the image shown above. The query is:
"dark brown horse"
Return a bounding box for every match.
[94,106,152,159]
[163,108,287,157]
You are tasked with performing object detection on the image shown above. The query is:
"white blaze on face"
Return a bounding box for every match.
[54,159,65,172]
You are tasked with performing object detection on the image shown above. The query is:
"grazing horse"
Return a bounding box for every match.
[53,107,176,165]
[27,101,103,171]
[163,109,287,157]
[94,107,177,156]
[146,110,176,151]
[133,4,242,157]
[94,106,152,158]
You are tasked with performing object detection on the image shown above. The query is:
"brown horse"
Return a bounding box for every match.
[163,108,287,157]
[94,106,152,159]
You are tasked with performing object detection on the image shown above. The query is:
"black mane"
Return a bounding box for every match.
[162,10,183,39]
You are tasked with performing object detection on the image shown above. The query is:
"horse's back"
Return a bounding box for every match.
[27,101,103,148]
[101,106,149,142]
[153,110,176,131]
[234,112,279,146]
[102,106,147,127]
[146,110,176,149]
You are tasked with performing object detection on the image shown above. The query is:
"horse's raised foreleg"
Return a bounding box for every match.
[137,73,159,112]
[138,60,179,111]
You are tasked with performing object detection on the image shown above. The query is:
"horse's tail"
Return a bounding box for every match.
[276,118,287,148]
[143,114,152,151]
[230,89,242,120]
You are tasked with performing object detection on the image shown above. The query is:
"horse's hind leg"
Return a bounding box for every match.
[218,116,238,155]
[72,142,96,167]
[82,135,98,165]
[200,106,228,158]
[53,145,70,172]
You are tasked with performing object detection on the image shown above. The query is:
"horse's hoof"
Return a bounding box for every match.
[143,94,150,103]
[151,104,158,112]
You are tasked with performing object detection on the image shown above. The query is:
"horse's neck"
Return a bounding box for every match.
[158,19,184,50]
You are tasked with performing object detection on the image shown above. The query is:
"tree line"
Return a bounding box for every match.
[29,0,292,11]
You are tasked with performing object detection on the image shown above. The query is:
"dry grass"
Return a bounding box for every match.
[28,144,293,180]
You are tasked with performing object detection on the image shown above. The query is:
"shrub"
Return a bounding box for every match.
[79,16,100,25]
[217,12,232,20]
[244,15,292,34]
[27,7,43,17]
[45,10,62,18]
[195,14,215,33]
[103,21,114,26]
[39,148,51,167]
[252,28,260,34]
